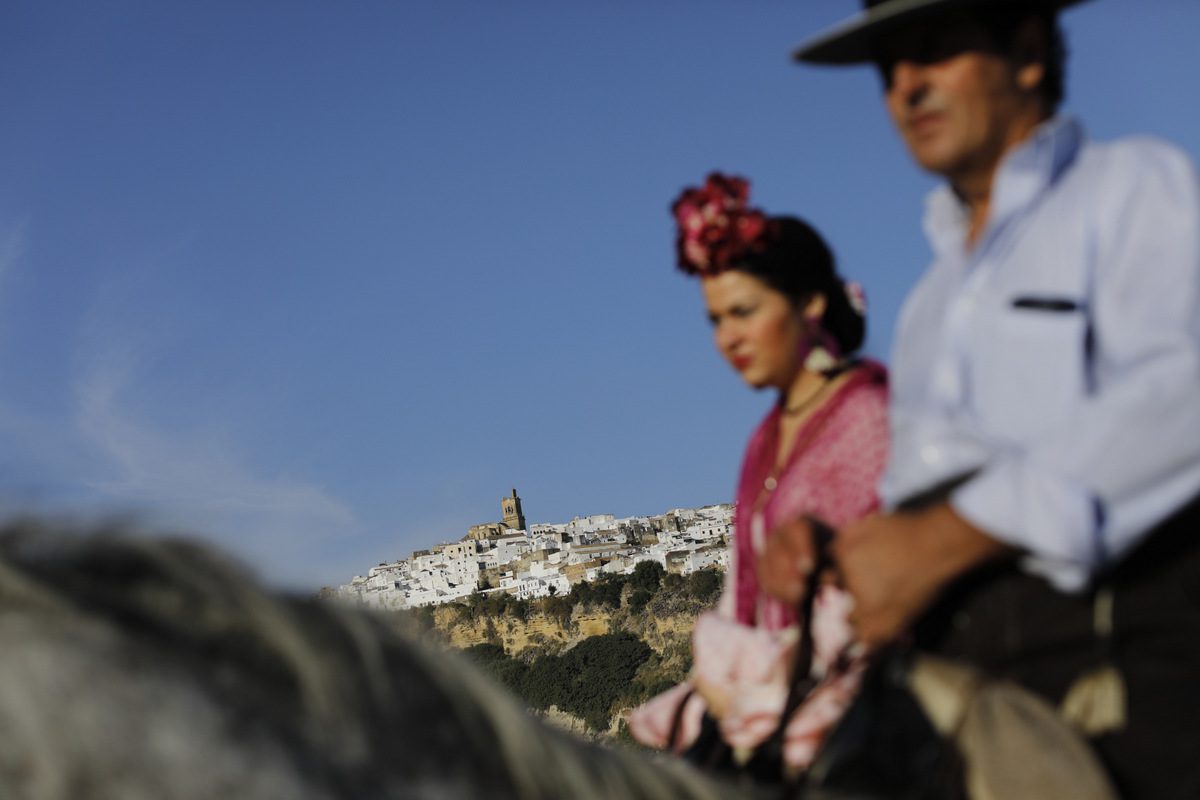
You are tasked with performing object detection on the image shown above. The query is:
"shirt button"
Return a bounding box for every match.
[921,445,942,466]
[764,477,777,491]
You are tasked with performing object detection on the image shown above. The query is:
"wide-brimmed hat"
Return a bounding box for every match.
[792,0,1093,65]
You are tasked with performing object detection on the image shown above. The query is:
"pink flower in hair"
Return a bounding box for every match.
[845,281,867,315]
[672,173,775,275]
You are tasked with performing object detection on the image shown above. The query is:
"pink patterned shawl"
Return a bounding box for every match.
[627,360,888,766]
[732,359,889,629]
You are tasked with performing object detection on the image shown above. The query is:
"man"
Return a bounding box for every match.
[762,1,1200,796]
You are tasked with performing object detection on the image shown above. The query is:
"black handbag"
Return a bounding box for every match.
[797,646,964,800]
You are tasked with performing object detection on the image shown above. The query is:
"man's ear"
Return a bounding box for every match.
[1012,17,1048,96]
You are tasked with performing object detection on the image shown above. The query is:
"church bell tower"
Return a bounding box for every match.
[501,488,526,532]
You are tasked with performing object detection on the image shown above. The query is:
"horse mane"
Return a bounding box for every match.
[0,518,732,800]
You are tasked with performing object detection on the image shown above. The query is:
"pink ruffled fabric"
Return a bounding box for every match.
[628,596,864,770]
[693,611,796,752]
[629,361,888,770]
[627,680,706,753]
[628,612,792,752]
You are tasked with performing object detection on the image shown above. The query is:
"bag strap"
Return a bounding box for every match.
[753,519,836,767]
[786,518,835,707]
[664,686,697,754]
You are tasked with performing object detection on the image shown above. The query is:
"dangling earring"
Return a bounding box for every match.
[804,341,838,373]
[800,323,842,374]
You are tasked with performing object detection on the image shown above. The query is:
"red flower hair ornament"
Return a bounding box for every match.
[672,173,776,276]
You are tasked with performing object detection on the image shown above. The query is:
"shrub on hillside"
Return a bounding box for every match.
[462,642,528,692]
[686,568,721,603]
[523,652,574,710]
[542,594,575,627]
[558,632,653,729]
[594,574,627,609]
[504,595,531,619]
[446,567,732,734]
[630,560,665,593]
[632,644,691,701]
[464,631,655,732]
[628,588,653,613]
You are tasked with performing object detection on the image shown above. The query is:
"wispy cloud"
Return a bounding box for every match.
[69,343,361,588]
[0,225,367,590]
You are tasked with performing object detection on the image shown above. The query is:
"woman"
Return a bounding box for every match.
[629,173,888,773]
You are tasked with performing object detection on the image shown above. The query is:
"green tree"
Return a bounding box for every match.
[630,560,665,593]
[484,617,501,646]
[591,574,627,609]
[482,592,508,616]
[461,642,506,663]
[569,581,595,607]
[543,594,575,627]
[462,643,527,693]
[686,568,722,603]
[522,653,572,711]
[504,595,531,619]
[560,632,654,729]
[628,588,653,613]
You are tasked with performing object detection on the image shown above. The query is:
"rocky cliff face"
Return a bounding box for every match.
[390,573,724,739]
[430,601,701,657]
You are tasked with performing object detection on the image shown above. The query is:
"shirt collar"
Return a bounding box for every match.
[922,116,1086,259]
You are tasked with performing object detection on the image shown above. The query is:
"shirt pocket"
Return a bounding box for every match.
[970,298,1088,442]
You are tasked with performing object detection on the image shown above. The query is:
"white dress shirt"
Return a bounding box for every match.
[882,116,1200,591]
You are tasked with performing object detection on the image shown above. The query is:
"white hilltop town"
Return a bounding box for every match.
[333,489,732,610]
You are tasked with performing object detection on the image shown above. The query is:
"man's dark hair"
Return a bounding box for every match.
[973,6,1068,113]
[872,6,1068,114]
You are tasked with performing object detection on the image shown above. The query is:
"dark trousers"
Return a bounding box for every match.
[914,496,1200,800]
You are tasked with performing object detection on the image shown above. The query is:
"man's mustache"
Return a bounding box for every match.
[901,94,948,127]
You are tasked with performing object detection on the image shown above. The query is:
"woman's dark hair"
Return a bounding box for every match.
[671,173,865,356]
[736,216,865,356]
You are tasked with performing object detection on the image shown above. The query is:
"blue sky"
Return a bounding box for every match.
[2,0,1197,589]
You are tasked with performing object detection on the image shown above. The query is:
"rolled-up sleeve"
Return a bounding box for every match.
[951,143,1200,590]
